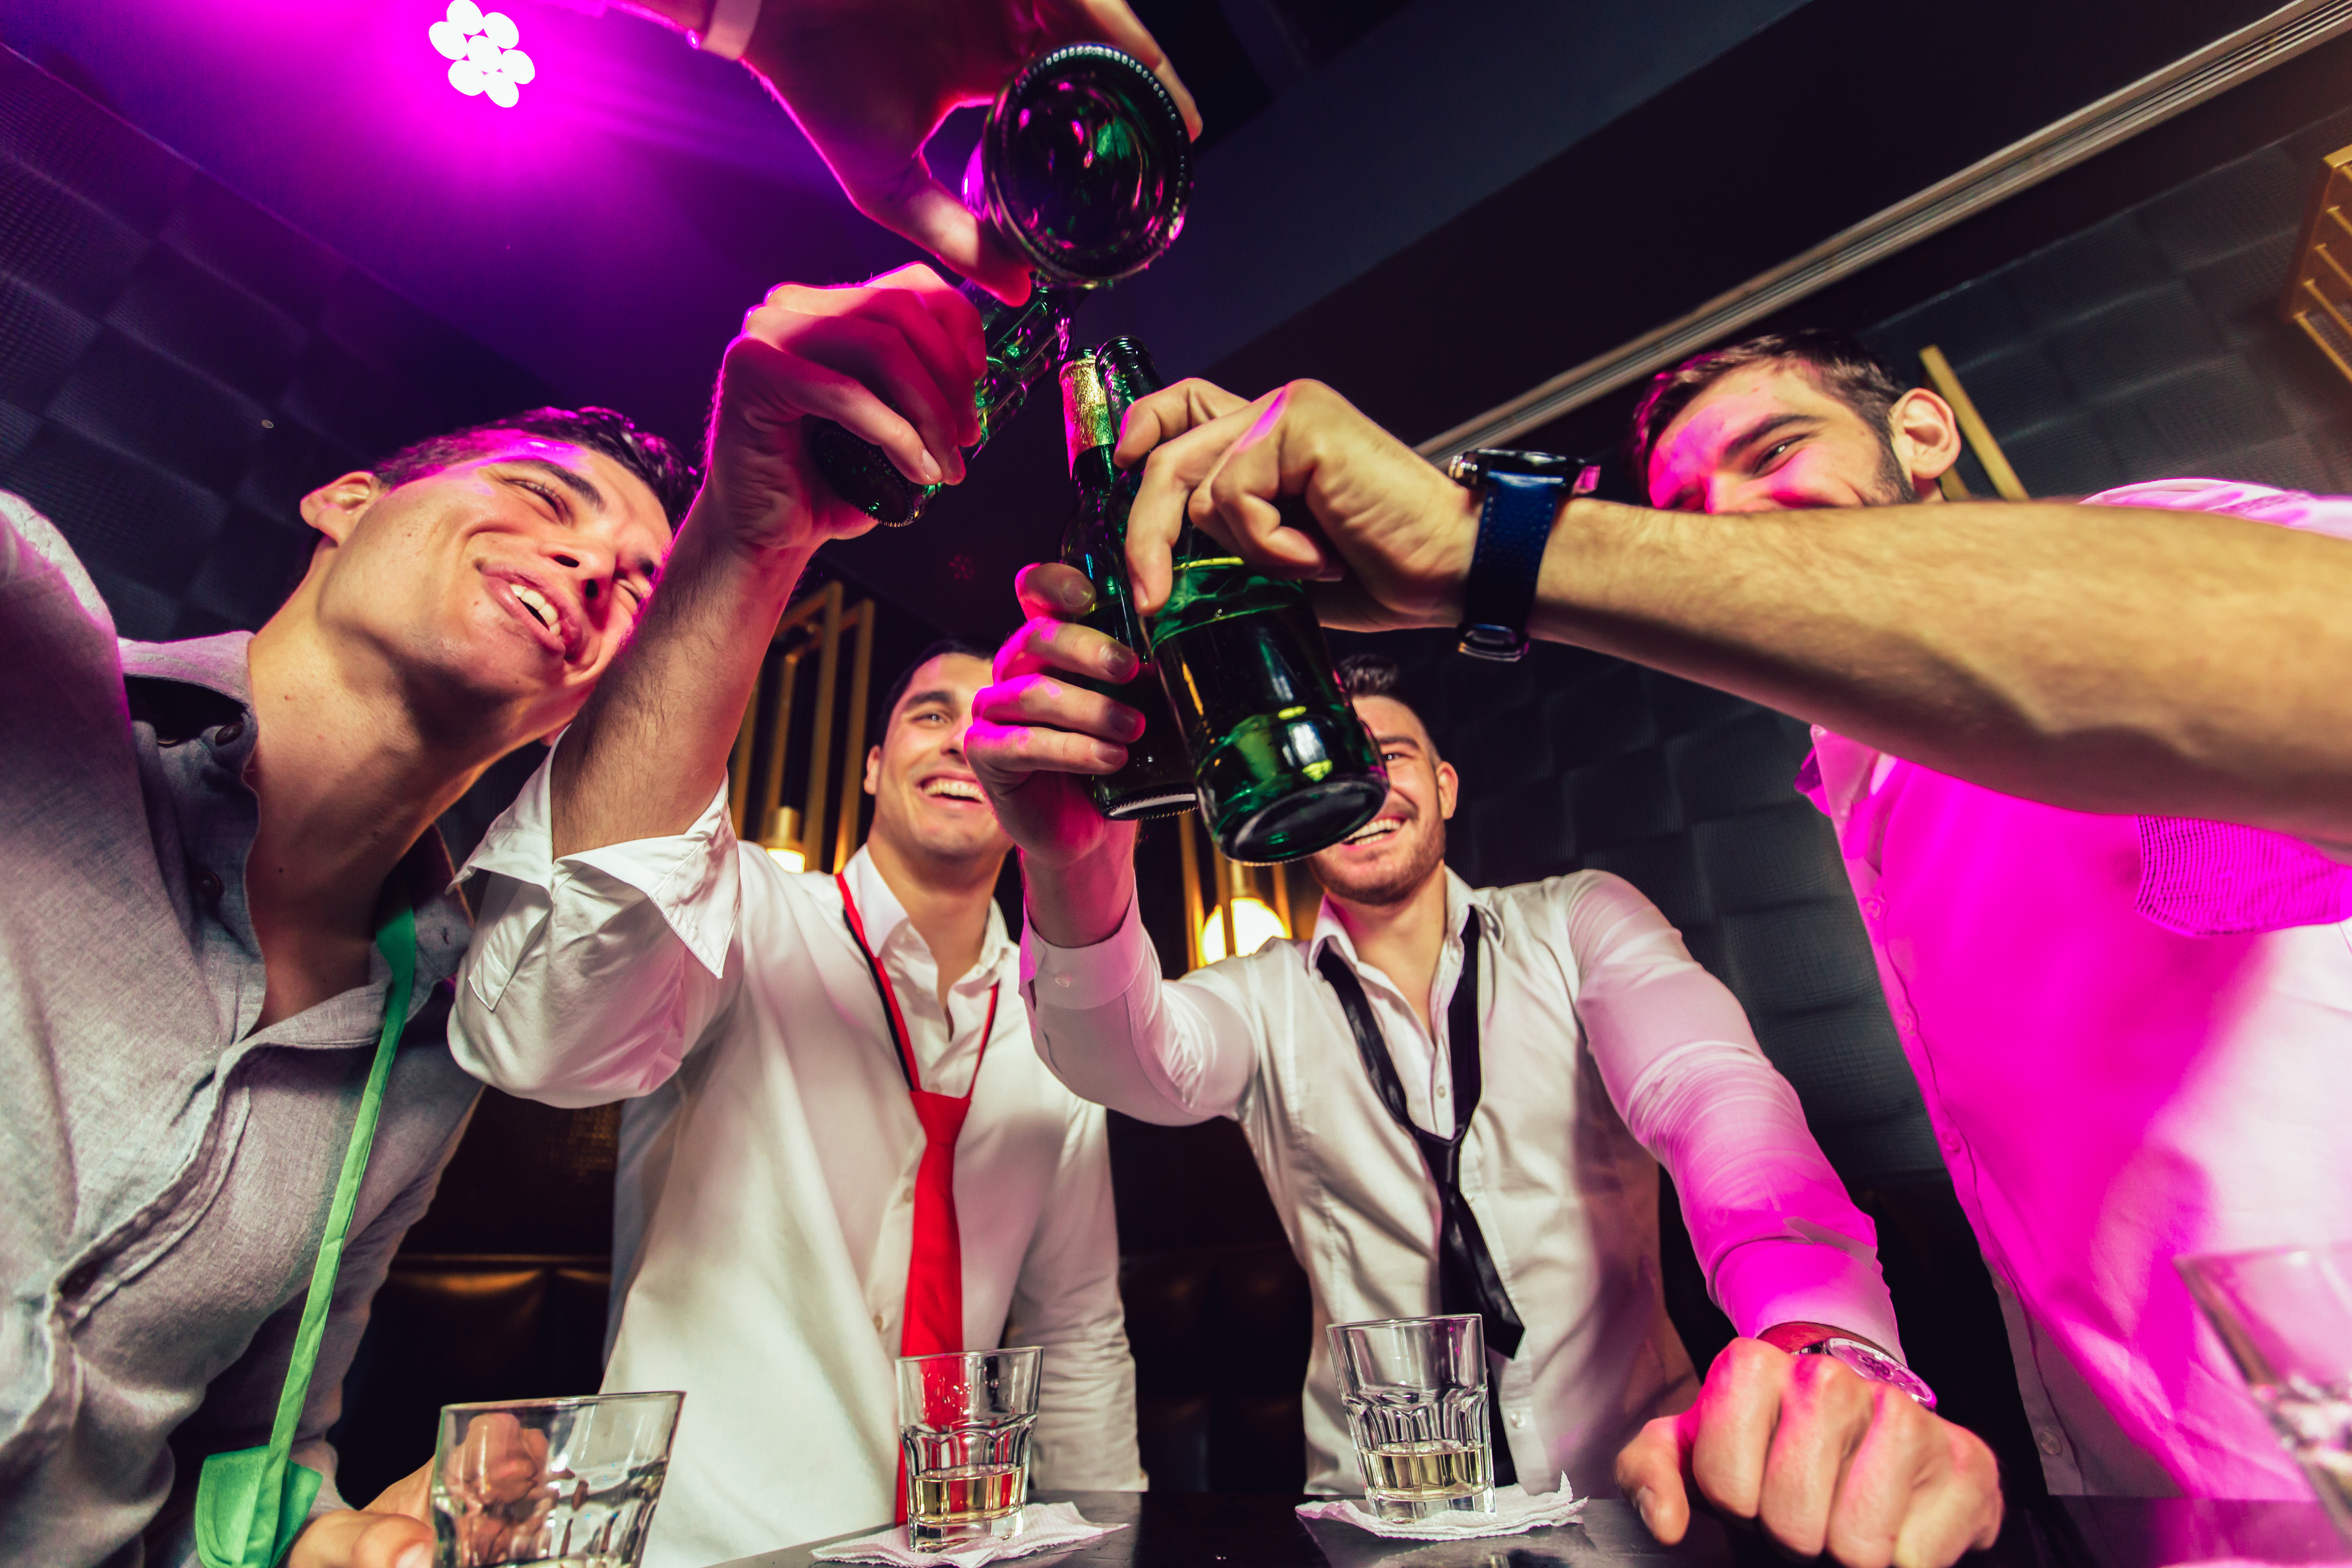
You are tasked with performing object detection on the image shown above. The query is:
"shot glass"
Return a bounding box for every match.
[897,1346,1043,1548]
[1328,1314,1496,1522]
[429,1389,683,1567]
[2179,1242,2352,1542]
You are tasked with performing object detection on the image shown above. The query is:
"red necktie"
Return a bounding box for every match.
[837,874,1001,1520]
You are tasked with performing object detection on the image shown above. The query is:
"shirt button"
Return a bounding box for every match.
[194,869,224,902]
[1053,972,1072,989]
[1940,1131,1962,1154]
[1436,1082,1449,1099]
[1862,896,1885,917]
[873,1312,888,1332]
[2036,1429,2066,1457]
[212,720,244,746]
[1508,1412,1526,1429]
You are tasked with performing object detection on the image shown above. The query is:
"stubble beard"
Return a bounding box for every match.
[1315,817,1449,910]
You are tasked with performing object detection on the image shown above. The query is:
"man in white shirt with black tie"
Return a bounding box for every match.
[448,270,1143,1566]
[969,590,2003,1567]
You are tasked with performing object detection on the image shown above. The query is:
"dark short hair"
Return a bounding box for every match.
[1335,652,1437,755]
[1623,329,1909,485]
[369,406,700,529]
[877,638,994,733]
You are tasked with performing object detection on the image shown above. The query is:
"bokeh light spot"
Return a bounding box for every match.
[433,1,532,106]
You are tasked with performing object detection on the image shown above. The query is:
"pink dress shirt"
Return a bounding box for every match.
[1800,479,2352,1498]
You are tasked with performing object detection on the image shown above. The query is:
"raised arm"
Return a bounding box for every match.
[970,564,1256,1124]
[1114,379,2352,848]
[551,265,980,858]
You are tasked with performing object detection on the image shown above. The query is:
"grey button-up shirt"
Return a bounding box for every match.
[0,493,482,1567]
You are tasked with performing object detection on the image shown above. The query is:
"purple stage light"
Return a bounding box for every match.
[429,0,532,108]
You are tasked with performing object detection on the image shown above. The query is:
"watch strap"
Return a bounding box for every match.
[1456,469,1563,661]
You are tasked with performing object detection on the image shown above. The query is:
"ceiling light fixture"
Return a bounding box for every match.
[430,0,534,108]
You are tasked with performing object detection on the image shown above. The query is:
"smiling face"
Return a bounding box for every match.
[292,433,674,747]
[1311,694,1457,909]
[863,652,1013,871]
[1645,361,1957,515]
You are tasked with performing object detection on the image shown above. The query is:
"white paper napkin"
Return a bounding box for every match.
[811,1502,1125,1566]
[1295,1477,1585,1540]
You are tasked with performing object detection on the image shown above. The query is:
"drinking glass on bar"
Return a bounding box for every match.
[897,1346,1044,1548]
[1327,1315,1497,1522]
[2179,1241,2352,1542]
[429,1389,683,1567]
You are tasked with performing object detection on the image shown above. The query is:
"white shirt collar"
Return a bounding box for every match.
[840,843,1015,988]
[1305,866,1501,977]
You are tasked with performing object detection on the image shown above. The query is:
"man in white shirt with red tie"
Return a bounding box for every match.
[448,270,1143,1567]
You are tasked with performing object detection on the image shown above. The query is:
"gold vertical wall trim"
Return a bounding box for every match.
[1917,345,2029,502]
[1178,816,1205,971]
[801,583,845,872]
[1214,847,1238,959]
[758,643,804,845]
[1270,858,1294,940]
[833,600,876,870]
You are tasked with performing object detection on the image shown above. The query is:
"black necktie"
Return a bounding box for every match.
[1317,914,1525,1483]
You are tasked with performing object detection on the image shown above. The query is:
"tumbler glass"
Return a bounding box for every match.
[1327,1315,1496,1522]
[897,1347,1043,1547]
[429,1389,683,1567]
[2179,1241,2352,1542]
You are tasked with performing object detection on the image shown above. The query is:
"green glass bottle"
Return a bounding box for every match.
[809,44,1192,526]
[1058,351,1195,821]
[1097,344,1387,862]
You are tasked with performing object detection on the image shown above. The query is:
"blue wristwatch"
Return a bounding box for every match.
[1445,448,1589,662]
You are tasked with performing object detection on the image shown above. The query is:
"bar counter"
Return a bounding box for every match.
[718,1489,2350,1568]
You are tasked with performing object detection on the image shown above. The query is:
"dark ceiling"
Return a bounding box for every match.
[2,0,2337,638]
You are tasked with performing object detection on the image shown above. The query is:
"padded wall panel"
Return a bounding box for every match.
[0,48,552,641]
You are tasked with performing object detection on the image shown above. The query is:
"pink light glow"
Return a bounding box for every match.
[429,0,529,108]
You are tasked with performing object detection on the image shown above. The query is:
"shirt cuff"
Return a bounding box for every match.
[1021,891,1155,1014]
[1714,1233,1907,1366]
[462,735,739,979]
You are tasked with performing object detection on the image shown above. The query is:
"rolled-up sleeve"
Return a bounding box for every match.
[450,740,743,1107]
[1565,874,1905,1359]
[1020,895,1257,1126]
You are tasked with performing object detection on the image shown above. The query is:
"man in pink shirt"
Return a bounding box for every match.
[1071,346,2352,1556]
[1621,332,2352,1499]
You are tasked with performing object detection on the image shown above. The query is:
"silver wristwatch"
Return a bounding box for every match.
[1799,1336,1937,1409]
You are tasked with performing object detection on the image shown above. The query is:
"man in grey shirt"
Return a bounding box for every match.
[0,403,691,1567]
[0,255,995,1566]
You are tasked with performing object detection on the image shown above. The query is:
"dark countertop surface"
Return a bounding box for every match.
[711,1489,2351,1568]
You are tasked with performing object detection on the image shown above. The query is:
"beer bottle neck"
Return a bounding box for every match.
[1070,444,1118,492]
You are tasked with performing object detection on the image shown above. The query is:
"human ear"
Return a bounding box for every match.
[1888,389,1962,496]
[1436,760,1459,821]
[863,744,882,797]
[299,472,384,543]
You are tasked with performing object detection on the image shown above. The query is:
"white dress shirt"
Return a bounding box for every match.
[450,755,1144,1567]
[1021,867,1900,1499]
[1798,478,2352,1499]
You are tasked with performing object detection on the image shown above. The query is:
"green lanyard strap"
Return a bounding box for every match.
[195,904,418,1568]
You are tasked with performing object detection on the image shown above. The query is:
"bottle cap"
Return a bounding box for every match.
[1061,351,1116,469]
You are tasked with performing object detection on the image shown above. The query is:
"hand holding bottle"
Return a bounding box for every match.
[701,263,983,558]
[1118,377,1484,634]
[967,563,1145,948]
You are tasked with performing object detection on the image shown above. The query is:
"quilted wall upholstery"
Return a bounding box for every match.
[0,48,550,642]
[1872,104,2352,499]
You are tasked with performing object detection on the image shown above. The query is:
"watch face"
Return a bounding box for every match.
[1455,447,1583,483]
[1812,1339,1937,1409]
